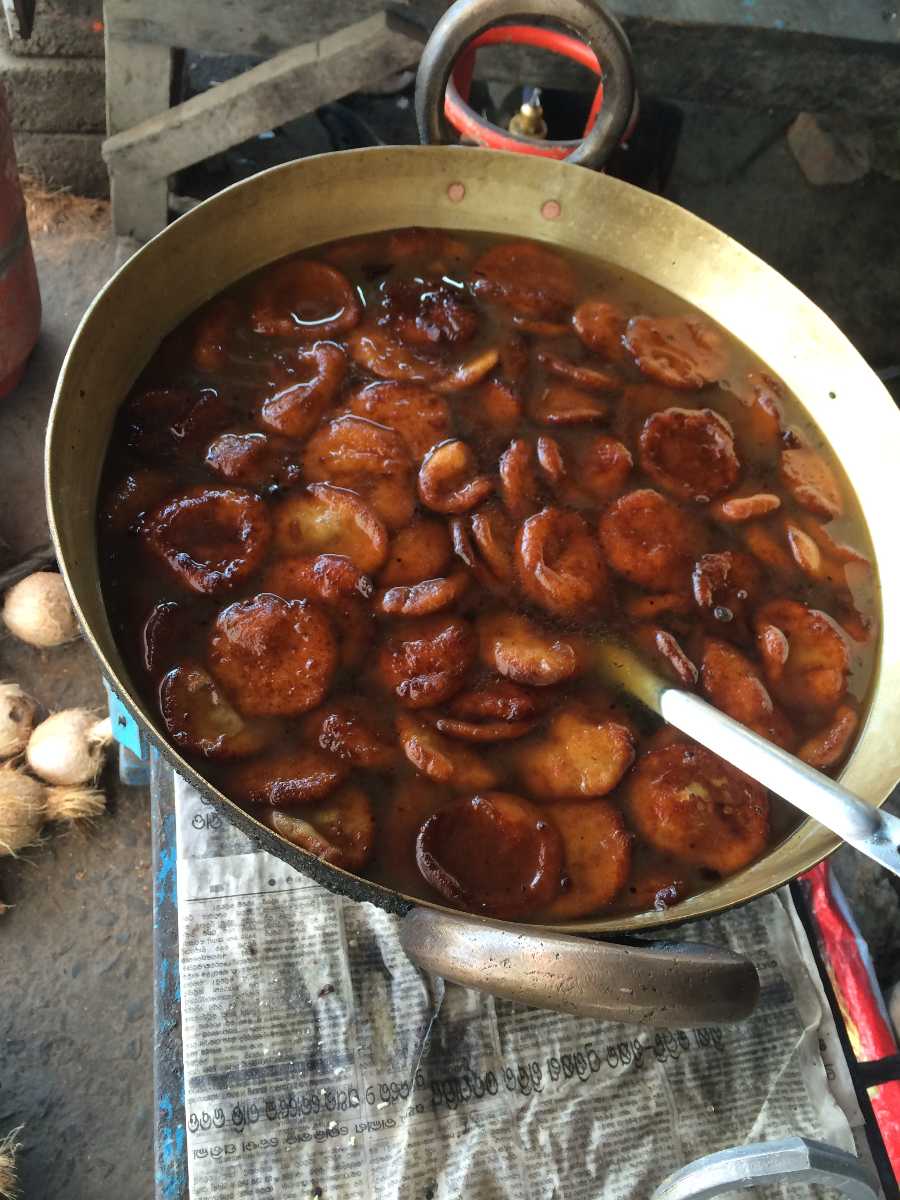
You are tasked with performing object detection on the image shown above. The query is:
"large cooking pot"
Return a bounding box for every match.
[45,146,900,1028]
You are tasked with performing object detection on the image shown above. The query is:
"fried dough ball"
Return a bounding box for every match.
[460,379,523,443]
[733,370,785,452]
[691,550,761,638]
[780,447,843,519]
[346,324,442,384]
[262,552,371,603]
[159,663,274,759]
[448,676,543,723]
[624,315,728,389]
[564,435,633,506]
[141,600,203,680]
[208,594,337,717]
[633,626,698,688]
[230,746,348,807]
[417,439,493,514]
[433,714,536,743]
[515,707,635,801]
[347,381,451,461]
[192,297,239,372]
[375,571,470,618]
[542,800,631,919]
[122,387,233,459]
[598,488,704,592]
[796,704,859,769]
[571,299,626,360]
[518,705,638,801]
[709,493,781,523]
[379,516,452,586]
[700,638,795,748]
[516,507,611,619]
[477,611,581,687]
[301,698,397,772]
[258,342,347,437]
[377,777,446,894]
[624,743,769,874]
[755,599,850,716]
[530,382,609,426]
[204,431,300,488]
[536,435,566,487]
[144,485,271,595]
[250,258,361,339]
[101,468,174,534]
[451,504,517,592]
[376,278,478,350]
[272,483,388,574]
[741,522,798,578]
[376,614,476,708]
[303,414,415,530]
[537,350,620,393]
[260,785,374,870]
[434,674,539,742]
[639,407,740,501]
[498,437,540,520]
[396,713,499,789]
[471,240,577,320]
[259,554,372,670]
[416,793,563,917]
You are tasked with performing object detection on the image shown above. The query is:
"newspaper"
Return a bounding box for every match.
[174,774,878,1200]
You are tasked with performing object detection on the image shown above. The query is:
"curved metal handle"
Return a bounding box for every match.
[415,0,635,170]
[399,907,759,1027]
[651,1137,882,1199]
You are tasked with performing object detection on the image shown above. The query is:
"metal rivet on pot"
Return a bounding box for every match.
[541,199,561,220]
[447,182,465,202]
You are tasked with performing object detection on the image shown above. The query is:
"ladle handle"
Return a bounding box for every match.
[399,907,759,1027]
[414,0,635,169]
[660,689,900,880]
[650,1136,881,1200]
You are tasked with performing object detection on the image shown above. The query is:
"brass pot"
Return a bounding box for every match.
[46,148,900,1025]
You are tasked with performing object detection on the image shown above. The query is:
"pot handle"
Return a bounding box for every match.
[399,908,759,1028]
[414,0,635,171]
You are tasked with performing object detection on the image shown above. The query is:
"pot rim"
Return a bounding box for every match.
[45,145,900,934]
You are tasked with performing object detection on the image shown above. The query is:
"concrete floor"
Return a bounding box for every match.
[0,102,898,1200]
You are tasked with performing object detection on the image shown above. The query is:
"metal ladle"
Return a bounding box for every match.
[595,641,900,880]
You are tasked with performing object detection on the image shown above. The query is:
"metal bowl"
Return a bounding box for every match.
[45,148,900,1018]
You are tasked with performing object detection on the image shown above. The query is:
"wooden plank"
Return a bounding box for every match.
[102,11,421,179]
[103,0,391,58]
[614,0,900,45]
[102,0,899,58]
[104,29,172,238]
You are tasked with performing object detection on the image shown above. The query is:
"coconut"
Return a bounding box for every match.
[0,682,37,757]
[0,765,45,856]
[2,571,78,647]
[26,710,112,786]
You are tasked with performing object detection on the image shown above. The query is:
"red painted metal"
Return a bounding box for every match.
[444,23,608,157]
[805,862,900,1182]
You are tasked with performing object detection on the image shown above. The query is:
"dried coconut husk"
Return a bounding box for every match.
[0,765,45,856]
[44,786,106,824]
[0,1126,21,1198]
[0,682,37,757]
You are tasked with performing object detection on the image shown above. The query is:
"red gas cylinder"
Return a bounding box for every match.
[0,82,40,398]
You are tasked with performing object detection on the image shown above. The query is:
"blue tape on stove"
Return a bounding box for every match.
[104,678,144,758]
